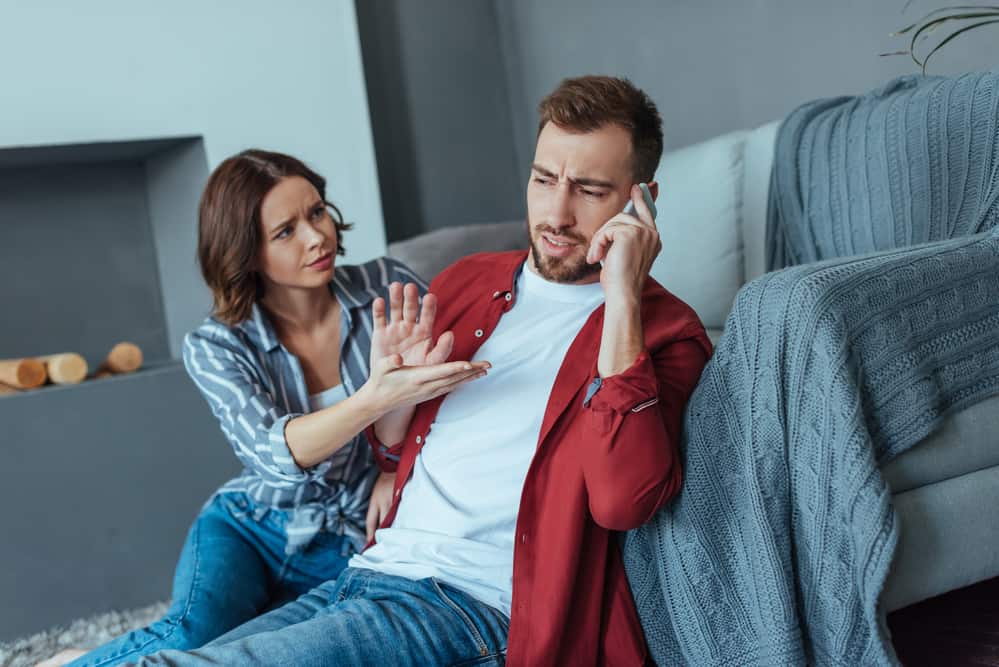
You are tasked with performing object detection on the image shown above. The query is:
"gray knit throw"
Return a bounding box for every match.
[625,70,999,666]
[767,70,999,270]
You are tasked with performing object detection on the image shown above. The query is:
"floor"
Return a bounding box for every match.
[888,576,999,666]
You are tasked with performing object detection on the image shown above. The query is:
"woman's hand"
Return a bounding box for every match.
[360,354,490,416]
[369,282,453,369]
[366,470,397,541]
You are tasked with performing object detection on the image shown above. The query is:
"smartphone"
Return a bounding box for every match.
[621,182,657,221]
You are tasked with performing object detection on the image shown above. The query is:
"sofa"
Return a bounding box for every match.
[388,120,999,614]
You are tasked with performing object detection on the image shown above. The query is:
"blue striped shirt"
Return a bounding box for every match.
[182,257,428,554]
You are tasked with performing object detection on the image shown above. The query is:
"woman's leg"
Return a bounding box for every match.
[67,494,278,667]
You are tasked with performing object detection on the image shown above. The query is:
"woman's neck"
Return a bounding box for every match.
[259,283,339,338]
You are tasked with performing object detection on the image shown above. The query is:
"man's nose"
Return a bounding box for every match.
[549,183,575,229]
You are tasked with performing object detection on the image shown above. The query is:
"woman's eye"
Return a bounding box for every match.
[275,227,292,239]
[311,206,326,220]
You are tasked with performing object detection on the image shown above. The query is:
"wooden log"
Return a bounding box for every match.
[0,358,47,389]
[97,342,143,375]
[38,353,88,385]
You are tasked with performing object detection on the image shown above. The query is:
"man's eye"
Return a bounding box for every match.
[581,189,605,198]
[533,176,553,186]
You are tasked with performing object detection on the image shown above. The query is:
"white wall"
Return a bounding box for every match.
[0,0,386,262]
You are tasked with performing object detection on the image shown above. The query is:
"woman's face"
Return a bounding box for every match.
[257,176,337,290]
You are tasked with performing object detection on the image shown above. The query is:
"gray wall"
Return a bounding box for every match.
[361,0,999,239]
[0,366,239,640]
[356,0,524,241]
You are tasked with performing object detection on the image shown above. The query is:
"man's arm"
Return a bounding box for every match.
[583,184,709,529]
[581,336,709,530]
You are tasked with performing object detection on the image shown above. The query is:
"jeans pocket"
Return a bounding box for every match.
[429,579,505,666]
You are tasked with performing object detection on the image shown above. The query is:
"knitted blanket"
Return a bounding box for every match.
[624,227,999,666]
[767,70,999,271]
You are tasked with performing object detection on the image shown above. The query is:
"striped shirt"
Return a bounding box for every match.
[182,257,428,555]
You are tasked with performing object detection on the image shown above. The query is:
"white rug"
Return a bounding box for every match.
[0,602,167,667]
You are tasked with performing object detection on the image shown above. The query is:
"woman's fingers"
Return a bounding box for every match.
[388,282,404,323]
[403,282,420,323]
[426,331,454,365]
[424,367,489,398]
[418,292,438,329]
[400,359,490,384]
[372,297,387,329]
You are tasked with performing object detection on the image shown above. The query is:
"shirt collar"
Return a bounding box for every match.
[236,267,377,354]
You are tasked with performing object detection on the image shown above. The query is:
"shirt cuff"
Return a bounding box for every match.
[588,352,659,415]
[271,413,309,477]
[364,424,402,464]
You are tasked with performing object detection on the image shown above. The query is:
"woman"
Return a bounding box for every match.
[46,150,487,666]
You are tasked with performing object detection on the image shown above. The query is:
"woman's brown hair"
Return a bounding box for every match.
[197,149,352,325]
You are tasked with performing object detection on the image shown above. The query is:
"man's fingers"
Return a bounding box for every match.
[587,225,614,264]
[388,282,403,323]
[403,283,420,323]
[365,503,378,541]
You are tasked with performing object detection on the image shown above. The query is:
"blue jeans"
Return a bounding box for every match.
[70,492,354,667]
[130,567,510,666]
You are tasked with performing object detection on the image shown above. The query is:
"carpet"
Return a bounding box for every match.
[0,602,167,667]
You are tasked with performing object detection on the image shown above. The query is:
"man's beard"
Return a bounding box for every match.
[527,220,601,284]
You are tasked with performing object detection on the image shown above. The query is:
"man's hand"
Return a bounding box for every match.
[366,470,396,541]
[587,185,661,376]
[369,282,453,369]
[586,184,662,300]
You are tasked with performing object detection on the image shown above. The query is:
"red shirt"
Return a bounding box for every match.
[366,251,711,666]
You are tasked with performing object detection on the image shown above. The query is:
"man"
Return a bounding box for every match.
[136,75,710,667]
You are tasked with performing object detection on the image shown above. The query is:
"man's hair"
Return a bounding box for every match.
[197,149,352,325]
[536,75,664,183]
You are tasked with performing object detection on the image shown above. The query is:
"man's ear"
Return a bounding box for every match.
[647,180,660,202]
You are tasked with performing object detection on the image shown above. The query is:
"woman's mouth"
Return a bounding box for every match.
[307,252,333,270]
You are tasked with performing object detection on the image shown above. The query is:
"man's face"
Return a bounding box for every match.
[526,121,635,284]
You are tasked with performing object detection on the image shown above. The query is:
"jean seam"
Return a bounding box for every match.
[430,579,489,658]
[87,517,205,666]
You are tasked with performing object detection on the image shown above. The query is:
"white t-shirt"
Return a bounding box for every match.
[349,266,604,616]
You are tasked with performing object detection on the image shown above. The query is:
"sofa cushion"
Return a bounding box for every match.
[388,220,526,282]
[882,393,999,493]
[650,130,748,330]
[741,120,781,283]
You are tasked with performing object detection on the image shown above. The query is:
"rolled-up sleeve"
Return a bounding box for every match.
[581,336,710,530]
[183,328,313,487]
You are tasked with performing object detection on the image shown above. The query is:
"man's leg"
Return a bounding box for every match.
[132,569,510,666]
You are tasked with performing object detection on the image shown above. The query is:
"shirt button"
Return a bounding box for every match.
[395,489,401,498]
[492,291,500,298]
[521,533,527,544]
[415,435,422,444]
[505,293,512,301]
[474,329,484,338]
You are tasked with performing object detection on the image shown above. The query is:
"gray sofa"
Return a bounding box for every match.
[388,120,999,614]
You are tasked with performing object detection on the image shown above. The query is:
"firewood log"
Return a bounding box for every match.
[38,353,88,385]
[96,342,143,375]
[0,358,46,389]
